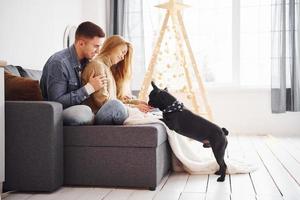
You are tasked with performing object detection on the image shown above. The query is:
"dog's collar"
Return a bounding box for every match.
[162,100,184,114]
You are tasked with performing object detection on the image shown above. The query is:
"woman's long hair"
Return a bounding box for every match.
[98,35,133,100]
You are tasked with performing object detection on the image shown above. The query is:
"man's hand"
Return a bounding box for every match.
[88,70,107,91]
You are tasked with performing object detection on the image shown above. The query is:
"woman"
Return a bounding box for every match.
[81,35,152,125]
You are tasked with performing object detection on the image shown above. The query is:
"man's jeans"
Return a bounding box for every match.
[63,99,128,125]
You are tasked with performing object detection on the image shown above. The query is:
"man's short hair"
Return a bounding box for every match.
[75,21,105,40]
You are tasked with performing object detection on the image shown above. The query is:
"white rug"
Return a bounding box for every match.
[124,107,257,174]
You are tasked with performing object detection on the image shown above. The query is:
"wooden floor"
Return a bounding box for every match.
[3,136,300,200]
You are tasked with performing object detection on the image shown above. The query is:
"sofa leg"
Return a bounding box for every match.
[149,186,156,191]
[0,182,2,200]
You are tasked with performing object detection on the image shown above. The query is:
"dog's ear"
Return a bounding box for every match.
[151,81,158,90]
[164,87,168,92]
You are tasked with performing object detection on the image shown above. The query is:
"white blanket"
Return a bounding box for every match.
[124,107,257,174]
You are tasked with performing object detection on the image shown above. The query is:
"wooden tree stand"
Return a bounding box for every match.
[138,0,213,120]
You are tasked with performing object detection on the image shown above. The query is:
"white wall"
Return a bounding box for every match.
[81,0,107,32]
[207,87,300,136]
[0,0,106,70]
[0,1,299,136]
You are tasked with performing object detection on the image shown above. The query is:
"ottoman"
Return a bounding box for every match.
[63,123,171,190]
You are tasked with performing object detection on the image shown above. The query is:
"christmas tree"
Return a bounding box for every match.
[139,0,213,120]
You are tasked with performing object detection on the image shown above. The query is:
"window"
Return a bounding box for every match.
[182,0,232,85]
[240,0,271,87]
[125,0,271,88]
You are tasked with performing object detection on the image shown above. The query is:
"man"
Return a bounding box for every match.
[40,21,128,125]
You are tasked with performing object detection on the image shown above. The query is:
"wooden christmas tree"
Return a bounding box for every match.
[138,0,213,120]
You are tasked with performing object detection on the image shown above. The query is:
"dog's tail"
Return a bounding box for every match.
[222,128,229,136]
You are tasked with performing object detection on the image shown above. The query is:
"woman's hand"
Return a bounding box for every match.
[123,95,153,112]
[124,96,149,105]
[134,103,153,113]
[123,95,132,101]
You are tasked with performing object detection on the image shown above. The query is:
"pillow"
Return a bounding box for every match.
[21,68,43,81]
[2,65,21,76]
[4,71,43,101]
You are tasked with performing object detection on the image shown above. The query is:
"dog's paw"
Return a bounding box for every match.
[203,143,211,148]
[217,176,225,182]
[214,170,222,175]
[159,118,167,124]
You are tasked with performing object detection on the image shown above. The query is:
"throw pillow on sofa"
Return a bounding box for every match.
[4,71,43,101]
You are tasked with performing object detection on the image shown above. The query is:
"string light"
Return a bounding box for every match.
[138,0,213,120]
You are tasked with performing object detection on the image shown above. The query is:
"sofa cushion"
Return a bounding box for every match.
[64,123,168,148]
[4,71,43,101]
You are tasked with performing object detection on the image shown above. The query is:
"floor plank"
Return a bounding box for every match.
[263,136,300,186]
[179,192,206,200]
[3,193,33,200]
[25,187,70,200]
[206,174,231,195]
[28,187,102,200]
[128,172,170,200]
[227,136,256,199]
[152,190,182,200]
[239,136,282,197]
[3,136,300,200]
[255,194,284,200]
[153,172,188,200]
[183,175,208,193]
[230,193,256,200]
[206,192,230,200]
[278,137,300,164]
[73,188,112,200]
[251,136,300,200]
[179,192,230,200]
[102,188,134,200]
[157,172,189,192]
[286,137,300,151]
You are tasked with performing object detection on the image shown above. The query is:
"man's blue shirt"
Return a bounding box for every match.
[40,45,89,109]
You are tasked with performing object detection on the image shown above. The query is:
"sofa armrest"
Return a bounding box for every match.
[4,101,63,192]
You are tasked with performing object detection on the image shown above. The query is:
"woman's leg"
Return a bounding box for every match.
[95,99,128,125]
[63,105,94,125]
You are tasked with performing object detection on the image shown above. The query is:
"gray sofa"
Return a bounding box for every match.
[3,65,171,192]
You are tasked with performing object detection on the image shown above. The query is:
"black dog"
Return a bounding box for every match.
[148,81,228,182]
